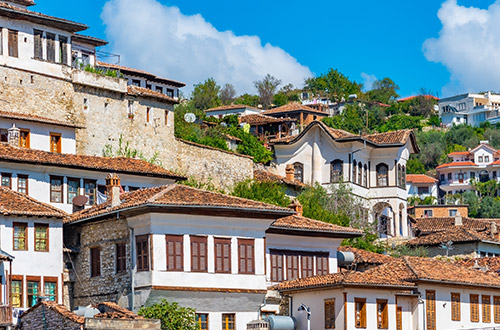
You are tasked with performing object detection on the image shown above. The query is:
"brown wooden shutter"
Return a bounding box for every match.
[471,294,479,322]
[190,236,207,272]
[324,299,335,329]
[136,235,149,272]
[286,254,299,280]
[494,296,500,323]
[270,251,283,282]
[34,30,43,60]
[8,30,18,58]
[59,36,68,64]
[426,291,436,330]
[238,239,254,274]
[316,254,329,275]
[396,306,402,330]
[116,243,126,273]
[377,299,388,329]
[90,247,100,277]
[301,255,314,278]
[451,293,461,321]
[483,295,491,323]
[214,238,231,273]
[46,33,55,62]
[166,235,183,271]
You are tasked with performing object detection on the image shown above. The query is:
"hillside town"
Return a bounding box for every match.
[0,1,500,330]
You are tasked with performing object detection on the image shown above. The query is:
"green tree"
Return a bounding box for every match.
[366,77,400,104]
[233,93,260,107]
[427,115,441,126]
[406,158,426,174]
[138,300,197,330]
[228,127,273,163]
[462,191,480,217]
[479,196,500,218]
[305,68,362,102]
[483,127,500,148]
[415,130,446,169]
[322,104,365,134]
[232,180,291,207]
[254,74,281,109]
[219,83,236,105]
[377,114,422,132]
[445,124,479,149]
[191,78,221,110]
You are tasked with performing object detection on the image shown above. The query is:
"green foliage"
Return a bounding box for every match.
[305,68,362,102]
[83,65,121,77]
[138,300,197,330]
[406,157,426,174]
[390,245,428,258]
[427,115,441,126]
[233,93,260,107]
[102,135,162,166]
[366,77,399,104]
[219,83,236,105]
[232,180,291,207]
[191,78,221,110]
[472,180,500,197]
[408,196,436,206]
[322,104,365,134]
[228,128,273,163]
[483,127,500,148]
[478,196,500,218]
[462,191,480,218]
[180,177,225,194]
[414,130,446,169]
[342,229,385,253]
[445,124,479,149]
[377,115,422,132]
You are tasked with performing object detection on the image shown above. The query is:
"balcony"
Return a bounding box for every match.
[72,69,127,93]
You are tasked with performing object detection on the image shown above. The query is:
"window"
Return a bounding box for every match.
[486,156,490,163]
[17,175,28,194]
[293,162,304,183]
[90,247,101,277]
[316,254,329,275]
[19,129,30,148]
[448,173,452,181]
[424,210,433,217]
[166,235,183,271]
[196,313,208,330]
[146,84,152,90]
[238,239,254,274]
[27,278,40,307]
[330,160,343,183]
[324,299,335,329]
[397,164,402,187]
[483,295,491,323]
[67,178,80,204]
[449,209,458,217]
[301,255,314,278]
[353,160,357,183]
[50,176,63,203]
[471,172,476,180]
[377,299,388,329]
[83,98,89,111]
[46,33,55,62]
[402,166,406,187]
[132,79,141,86]
[1,173,11,188]
[376,163,389,186]
[146,107,151,123]
[167,88,174,97]
[479,156,484,162]
[59,36,68,65]
[11,278,22,308]
[50,133,61,153]
[8,30,18,57]
[363,164,368,187]
[471,294,479,322]
[191,236,207,272]
[84,179,97,205]
[418,187,429,195]
[33,29,43,60]
[214,238,231,273]
[13,223,27,250]
[426,290,436,330]
[396,306,402,330]
[136,235,149,272]
[43,278,57,302]
[494,296,500,323]
[286,254,299,280]
[451,293,460,321]
[222,314,235,330]
[358,162,362,185]
[116,243,127,273]
[155,86,163,94]
[35,224,48,251]
[270,251,283,282]
[354,298,366,328]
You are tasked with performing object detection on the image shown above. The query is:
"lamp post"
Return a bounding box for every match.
[297,303,311,330]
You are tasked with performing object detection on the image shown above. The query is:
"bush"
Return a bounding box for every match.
[138,300,197,330]
[232,180,290,207]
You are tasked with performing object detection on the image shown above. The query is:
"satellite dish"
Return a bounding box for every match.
[184,113,196,123]
[220,122,227,127]
[72,195,88,207]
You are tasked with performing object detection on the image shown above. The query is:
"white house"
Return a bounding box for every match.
[439,92,500,127]
[278,256,500,330]
[271,121,420,238]
[0,186,68,326]
[204,104,262,118]
[405,174,438,202]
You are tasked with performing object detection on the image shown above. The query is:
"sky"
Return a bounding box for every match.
[33,0,500,98]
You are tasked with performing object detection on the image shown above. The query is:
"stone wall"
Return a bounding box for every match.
[427,242,477,258]
[17,305,81,330]
[85,318,161,329]
[176,139,254,191]
[64,218,131,308]
[413,205,468,218]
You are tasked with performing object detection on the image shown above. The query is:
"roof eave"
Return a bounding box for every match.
[266,227,363,238]
[279,282,415,293]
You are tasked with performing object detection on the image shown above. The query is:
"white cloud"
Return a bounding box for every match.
[361,72,377,91]
[423,0,500,96]
[101,0,312,95]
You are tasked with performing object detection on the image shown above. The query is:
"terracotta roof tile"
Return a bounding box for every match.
[455,257,500,274]
[270,121,354,144]
[68,184,294,223]
[20,301,85,324]
[406,174,437,184]
[253,169,306,188]
[397,95,439,102]
[205,104,260,113]
[98,62,185,87]
[363,129,413,145]
[0,143,184,180]
[412,217,488,235]
[0,110,83,128]
[448,151,471,156]
[436,161,477,169]
[338,246,393,265]
[127,85,179,104]
[240,114,296,126]
[262,103,329,116]
[0,187,67,218]
[270,215,362,236]
[94,302,142,319]
[406,226,492,246]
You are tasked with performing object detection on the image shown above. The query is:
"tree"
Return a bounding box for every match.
[406,158,426,174]
[483,127,500,149]
[445,124,479,149]
[462,191,480,217]
[191,78,221,110]
[366,78,399,104]
[254,74,281,109]
[138,300,197,330]
[377,114,422,132]
[232,180,291,207]
[479,196,500,218]
[228,127,273,163]
[233,93,260,107]
[322,104,365,134]
[305,68,362,102]
[219,83,236,105]
[415,130,446,169]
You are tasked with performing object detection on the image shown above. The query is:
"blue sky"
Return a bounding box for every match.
[34,0,498,97]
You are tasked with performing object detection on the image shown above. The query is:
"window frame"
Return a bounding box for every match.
[26,276,40,308]
[136,235,150,272]
[190,235,208,273]
[330,159,343,183]
[116,243,127,273]
[376,299,388,329]
[84,179,97,206]
[301,254,314,278]
[483,295,491,323]
[324,298,335,329]
[33,29,43,60]
[270,250,284,282]
[166,235,184,271]
[316,253,329,276]
[43,277,58,303]
[376,163,389,187]
[470,294,479,323]
[11,275,23,308]
[34,223,49,252]
[426,290,436,330]
[222,313,235,330]
[214,237,231,274]
[238,238,255,274]
[1,173,11,189]
[286,254,299,280]
[195,313,208,330]
[90,247,101,277]
[17,174,28,194]
[19,129,30,148]
[494,296,500,323]
[8,29,18,58]
[50,176,63,203]
[67,177,80,204]
[49,132,62,153]
[13,222,27,251]
[293,162,304,183]
[354,298,367,328]
[451,292,460,321]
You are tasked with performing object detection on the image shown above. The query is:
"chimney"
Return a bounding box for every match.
[491,221,498,240]
[7,124,20,147]
[289,199,303,217]
[454,211,462,226]
[106,173,121,207]
[285,164,295,181]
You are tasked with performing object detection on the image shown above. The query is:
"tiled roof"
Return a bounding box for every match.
[406,226,492,246]
[270,215,363,236]
[205,104,260,113]
[406,174,437,184]
[9,0,35,7]
[0,110,83,128]
[436,161,477,169]
[279,256,500,291]
[94,302,142,319]
[20,301,85,324]
[455,257,500,274]
[397,95,439,102]
[253,169,306,188]
[448,151,470,156]
[270,121,354,144]
[72,34,108,47]
[0,187,67,218]
[262,103,329,116]
[127,85,179,104]
[68,184,294,223]
[240,114,296,126]
[412,216,489,235]
[0,143,184,180]
[97,62,185,87]
[338,246,393,265]
[363,129,413,145]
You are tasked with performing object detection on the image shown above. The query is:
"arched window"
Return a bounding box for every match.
[402,166,406,187]
[293,162,304,183]
[363,164,368,187]
[358,162,362,185]
[376,163,389,186]
[330,160,343,183]
[352,160,357,183]
[397,164,402,187]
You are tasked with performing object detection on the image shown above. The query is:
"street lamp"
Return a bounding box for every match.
[297,303,311,330]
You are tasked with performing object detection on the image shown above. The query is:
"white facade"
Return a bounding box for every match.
[405,175,438,202]
[205,106,261,118]
[439,92,500,127]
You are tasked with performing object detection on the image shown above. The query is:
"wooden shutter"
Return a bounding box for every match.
[90,247,100,277]
[214,238,231,273]
[451,293,460,321]
[34,30,43,59]
[316,254,329,275]
[301,255,314,278]
[426,291,436,330]
[377,299,388,329]
[8,30,18,58]
[59,36,68,64]
[135,235,149,272]
[396,306,402,330]
[355,298,366,328]
[494,296,500,323]
[190,236,207,272]
[470,294,479,322]
[166,235,183,271]
[286,254,299,280]
[324,299,335,329]
[270,251,283,282]
[46,33,55,62]
[116,243,126,273]
[483,295,491,323]
[238,239,254,274]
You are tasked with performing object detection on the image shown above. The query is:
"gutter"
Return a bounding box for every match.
[279,282,416,293]
[418,279,500,289]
